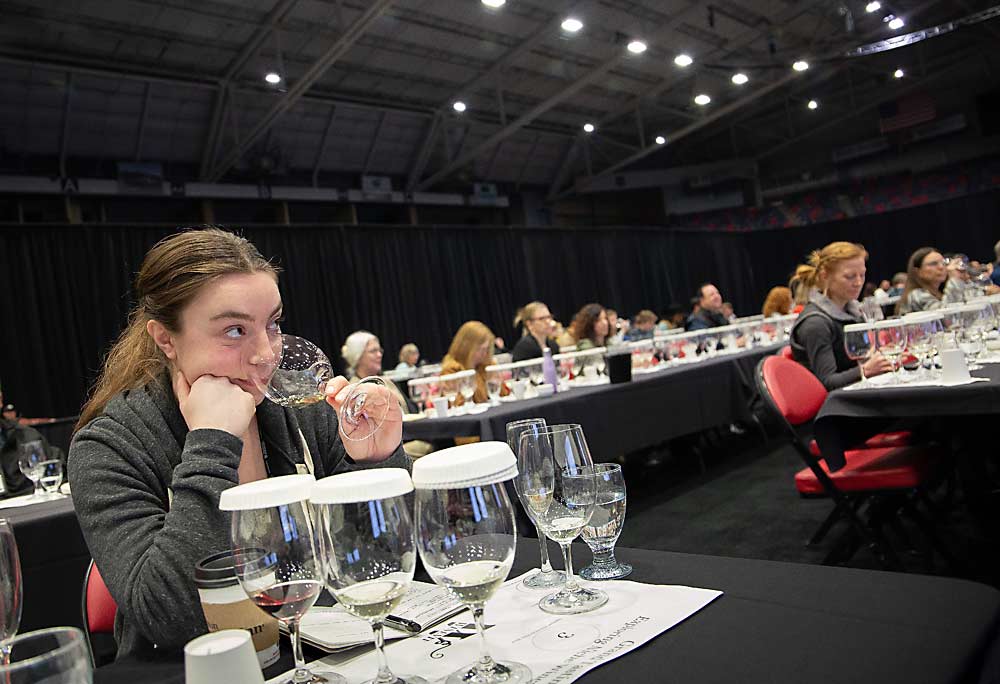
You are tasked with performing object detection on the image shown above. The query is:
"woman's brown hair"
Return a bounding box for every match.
[442,321,495,372]
[567,303,606,346]
[792,242,868,296]
[76,228,278,431]
[897,246,944,314]
[762,286,792,317]
[513,301,548,335]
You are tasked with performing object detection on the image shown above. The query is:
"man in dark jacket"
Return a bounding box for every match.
[685,283,729,331]
[0,400,63,497]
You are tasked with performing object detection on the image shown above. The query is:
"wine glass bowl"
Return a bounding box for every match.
[339,377,392,442]
[255,334,330,408]
[843,323,876,385]
[0,627,91,683]
[16,440,47,501]
[579,464,631,581]
[0,519,23,660]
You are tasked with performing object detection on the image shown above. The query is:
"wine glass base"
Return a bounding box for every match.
[362,675,427,684]
[579,562,632,581]
[445,660,531,684]
[539,585,609,614]
[282,670,344,684]
[520,569,566,589]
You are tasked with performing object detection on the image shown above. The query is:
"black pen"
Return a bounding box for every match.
[385,615,422,633]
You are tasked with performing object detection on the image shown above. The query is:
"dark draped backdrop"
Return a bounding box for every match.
[2,189,999,418]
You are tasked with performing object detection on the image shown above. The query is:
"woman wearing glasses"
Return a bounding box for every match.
[897,247,948,314]
[341,330,384,380]
[511,301,561,361]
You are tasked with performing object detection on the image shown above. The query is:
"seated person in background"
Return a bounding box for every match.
[563,304,609,350]
[992,239,1000,288]
[605,309,626,345]
[68,229,409,660]
[788,272,811,314]
[887,272,907,297]
[897,247,947,314]
[943,254,979,304]
[790,241,892,390]
[659,305,687,330]
[873,279,891,302]
[685,284,729,330]
[861,282,877,300]
[0,385,64,497]
[511,301,561,361]
[395,343,419,372]
[341,330,384,380]
[440,321,495,404]
[762,286,792,317]
[721,302,736,322]
[625,309,657,341]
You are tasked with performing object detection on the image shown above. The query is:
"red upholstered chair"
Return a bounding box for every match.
[82,560,118,666]
[779,345,794,361]
[755,355,954,570]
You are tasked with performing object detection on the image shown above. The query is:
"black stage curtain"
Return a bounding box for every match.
[2,189,998,418]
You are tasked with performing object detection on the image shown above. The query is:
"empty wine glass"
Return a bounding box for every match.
[458,371,477,411]
[874,322,907,384]
[0,627,91,683]
[843,323,876,386]
[485,368,503,406]
[903,313,941,380]
[579,464,631,580]
[413,443,531,684]
[505,419,565,590]
[253,334,390,443]
[0,519,22,664]
[220,475,340,684]
[860,297,884,323]
[311,470,425,684]
[38,460,63,499]
[518,424,608,615]
[16,440,46,501]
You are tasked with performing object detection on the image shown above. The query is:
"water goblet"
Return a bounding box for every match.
[579,464,631,580]
[220,475,340,684]
[16,440,46,501]
[311,470,425,684]
[413,443,531,684]
[0,519,22,664]
[518,424,608,615]
[505,419,565,590]
[38,460,63,499]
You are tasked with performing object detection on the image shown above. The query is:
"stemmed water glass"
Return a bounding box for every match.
[220,475,340,684]
[252,334,391,443]
[16,440,46,501]
[874,322,907,384]
[485,368,503,406]
[518,424,608,615]
[843,323,876,386]
[311,470,425,684]
[0,519,22,664]
[903,313,942,380]
[579,464,631,581]
[505,419,565,590]
[413,442,531,684]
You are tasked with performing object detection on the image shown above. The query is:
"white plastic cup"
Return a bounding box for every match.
[511,379,528,399]
[432,397,450,418]
[939,348,971,384]
[184,629,265,684]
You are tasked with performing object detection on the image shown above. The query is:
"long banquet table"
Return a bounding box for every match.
[403,343,783,459]
[93,540,1000,684]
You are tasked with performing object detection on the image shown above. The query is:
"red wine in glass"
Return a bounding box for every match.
[250,579,323,621]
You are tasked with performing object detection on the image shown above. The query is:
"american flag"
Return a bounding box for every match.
[878,93,936,133]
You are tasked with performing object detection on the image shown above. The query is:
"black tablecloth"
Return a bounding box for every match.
[2,496,91,632]
[403,345,780,459]
[94,540,1000,684]
[814,363,1000,469]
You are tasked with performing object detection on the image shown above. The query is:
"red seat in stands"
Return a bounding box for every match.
[82,560,117,666]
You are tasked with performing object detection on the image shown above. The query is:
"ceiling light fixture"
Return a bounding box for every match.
[481,0,506,7]
[694,94,711,106]
[627,40,647,54]
[888,16,904,30]
[731,72,749,85]
[674,54,693,67]
[792,60,809,72]
[452,101,467,113]
[893,68,904,78]
[561,17,583,32]
[655,135,666,145]
[583,123,595,133]
[264,72,282,84]
[865,1,881,12]
[807,99,819,110]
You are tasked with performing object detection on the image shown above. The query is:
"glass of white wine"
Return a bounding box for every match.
[311,469,425,684]
[874,321,907,384]
[413,443,531,684]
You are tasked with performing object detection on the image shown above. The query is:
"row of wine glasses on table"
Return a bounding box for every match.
[843,299,1000,384]
[218,422,626,684]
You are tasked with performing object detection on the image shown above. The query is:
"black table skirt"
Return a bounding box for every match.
[95,540,1000,684]
[403,344,780,459]
[814,363,1000,469]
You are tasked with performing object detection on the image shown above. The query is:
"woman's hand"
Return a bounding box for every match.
[325,377,403,462]
[173,371,256,437]
[861,352,894,378]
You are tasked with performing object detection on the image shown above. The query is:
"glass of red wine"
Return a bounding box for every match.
[220,475,342,684]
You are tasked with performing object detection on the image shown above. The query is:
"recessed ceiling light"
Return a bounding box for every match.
[694,94,711,106]
[807,99,819,110]
[264,72,282,84]
[792,60,809,72]
[627,40,647,54]
[561,17,583,33]
[655,135,666,145]
[731,72,749,85]
[481,0,505,7]
[888,16,904,30]
[583,123,595,133]
[893,68,904,78]
[674,54,693,67]
[453,101,467,113]
[865,1,881,12]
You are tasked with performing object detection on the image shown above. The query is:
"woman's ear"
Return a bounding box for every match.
[146,319,178,360]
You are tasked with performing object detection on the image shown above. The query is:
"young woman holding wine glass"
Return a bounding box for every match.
[68,228,410,663]
[789,241,894,390]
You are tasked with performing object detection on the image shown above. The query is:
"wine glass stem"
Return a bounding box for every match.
[535,526,554,573]
[371,620,396,684]
[32,480,42,499]
[1,642,10,667]
[471,605,498,676]
[288,618,311,683]
[857,361,867,384]
[559,543,580,592]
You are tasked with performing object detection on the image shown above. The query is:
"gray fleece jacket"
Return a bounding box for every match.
[67,373,411,660]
